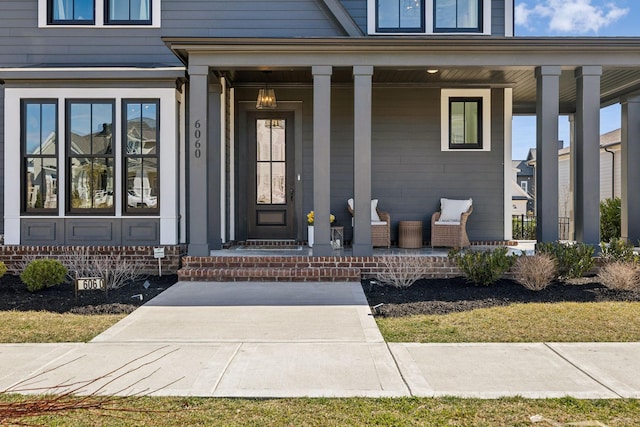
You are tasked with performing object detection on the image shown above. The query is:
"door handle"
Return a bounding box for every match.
[289,187,295,201]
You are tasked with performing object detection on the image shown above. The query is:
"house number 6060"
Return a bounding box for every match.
[194,120,202,158]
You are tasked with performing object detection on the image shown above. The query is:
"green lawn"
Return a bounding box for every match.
[376,302,640,342]
[2,396,639,426]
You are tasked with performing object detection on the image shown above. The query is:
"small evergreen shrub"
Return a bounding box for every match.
[513,254,556,291]
[600,238,639,264]
[0,261,7,279]
[600,197,621,242]
[452,247,516,286]
[597,261,640,292]
[536,241,595,279]
[20,259,68,292]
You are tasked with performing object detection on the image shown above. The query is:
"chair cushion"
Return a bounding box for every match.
[371,221,388,226]
[435,220,461,226]
[348,198,381,222]
[439,198,472,222]
[371,199,381,222]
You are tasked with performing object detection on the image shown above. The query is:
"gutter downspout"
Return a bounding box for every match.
[604,146,615,198]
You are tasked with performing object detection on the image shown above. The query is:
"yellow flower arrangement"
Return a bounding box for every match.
[307,211,336,225]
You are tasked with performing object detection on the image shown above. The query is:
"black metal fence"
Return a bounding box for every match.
[512,215,571,240]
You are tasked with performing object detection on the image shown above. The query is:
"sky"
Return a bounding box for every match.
[511,0,639,160]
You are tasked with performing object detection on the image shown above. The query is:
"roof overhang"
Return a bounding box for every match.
[0,66,186,83]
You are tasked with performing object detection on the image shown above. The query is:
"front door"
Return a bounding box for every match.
[247,112,296,239]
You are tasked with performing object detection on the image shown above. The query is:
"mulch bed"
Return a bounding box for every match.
[362,277,640,317]
[0,274,177,315]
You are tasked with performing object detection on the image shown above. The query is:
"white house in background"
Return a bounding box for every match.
[511,166,532,216]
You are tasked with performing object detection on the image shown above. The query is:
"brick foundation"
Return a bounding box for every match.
[0,245,187,275]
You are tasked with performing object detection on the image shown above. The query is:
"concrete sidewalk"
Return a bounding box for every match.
[1,281,639,398]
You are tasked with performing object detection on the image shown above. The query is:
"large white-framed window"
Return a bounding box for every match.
[440,89,491,152]
[368,0,491,35]
[5,86,178,245]
[39,0,160,28]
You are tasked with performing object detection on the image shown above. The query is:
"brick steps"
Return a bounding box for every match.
[178,255,460,282]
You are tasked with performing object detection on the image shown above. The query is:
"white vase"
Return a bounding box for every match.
[308,225,314,247]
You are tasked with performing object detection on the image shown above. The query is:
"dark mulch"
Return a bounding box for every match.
[362,277,640,317]
[0,274,178,315]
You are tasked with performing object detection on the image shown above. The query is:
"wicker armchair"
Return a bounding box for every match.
[347,200,391,248]
[431,204,473,248]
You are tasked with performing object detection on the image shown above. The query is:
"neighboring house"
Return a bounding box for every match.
[529,128,622,241]
[512,159,534,213]
[2,1,640,256]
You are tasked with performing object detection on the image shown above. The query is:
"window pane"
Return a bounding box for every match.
[126,158,158,209]
[43,158,58,209]
[378,0,400,28]
[74,0,93,20]
[464,101,479,143]
[400,0,421,28]
[25,104,41,155]
[271,163,286,204]
[271,120,286,161]
[53,0,72,20]
[125,102,155,155]
[92,103,113,155]
[141,103,157,154]
[25,158,44,209]
[126,103,142,154]
[450,102,465,144]
[41,104,57,152]
[458,0,478,28]
[70,158,113,209]
[109,0,149,21]
[256,120,271,161]
[70,103,91,155]
[256,163,271,204]
[435,0,457,28]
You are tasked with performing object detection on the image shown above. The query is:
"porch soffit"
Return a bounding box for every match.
[163,37,640,113]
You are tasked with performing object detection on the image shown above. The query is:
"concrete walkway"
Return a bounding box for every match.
[1,281,639,398]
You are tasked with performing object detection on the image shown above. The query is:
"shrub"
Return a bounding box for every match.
[452,247,516,286]
[600,238,639,264]
[20,259,68,292]
[600,197,621,242]
[0,261,7,279]
[375,256,428,288]
[512,254,556,291]
[536,241,595,280]
[59,248,142,290]
[597,261,640,292]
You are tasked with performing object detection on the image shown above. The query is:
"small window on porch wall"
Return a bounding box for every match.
[22,100,58,213]
[123,100,159,214]
[67,100,115,213]
[377,0,425,32]
[434,0,482,32]
[441,89,491,152]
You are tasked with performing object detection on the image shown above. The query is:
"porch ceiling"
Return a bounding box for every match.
[225,67,640,114]
[166,37,640,115]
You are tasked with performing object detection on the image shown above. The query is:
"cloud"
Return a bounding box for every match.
[515,0,629,34]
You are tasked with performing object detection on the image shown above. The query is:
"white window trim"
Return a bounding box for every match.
[440,88,491,152]
[38,0,161,28]
[367,0,491,35]
[4,86,178,245]
[520,181,528,193]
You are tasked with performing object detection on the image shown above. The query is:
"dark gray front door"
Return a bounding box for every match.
[247,113,295,239]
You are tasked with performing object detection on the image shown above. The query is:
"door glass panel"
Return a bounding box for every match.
[256,162,271,204]
[255,118,287,205]
[271,162,286,204]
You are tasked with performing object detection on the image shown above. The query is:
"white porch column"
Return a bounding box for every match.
[621,95,640,243]
[312,65,332,256]
[535,66,561,242]
[574,66,602,246]
[187,65,210,255]
[352,66,373,256]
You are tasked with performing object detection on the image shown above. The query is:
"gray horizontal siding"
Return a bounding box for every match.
[0,0,343,67]
[235,86,506,243]
[339,0,367,33]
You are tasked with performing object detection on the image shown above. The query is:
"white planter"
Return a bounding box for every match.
[308,225,314,247]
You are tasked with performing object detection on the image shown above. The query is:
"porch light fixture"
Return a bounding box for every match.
[427,69,439,74]
[256,71,277,109]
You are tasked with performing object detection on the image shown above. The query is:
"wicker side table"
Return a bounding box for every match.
[398,221,423,249]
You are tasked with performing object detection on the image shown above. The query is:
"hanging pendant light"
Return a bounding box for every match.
[256,71,277,109]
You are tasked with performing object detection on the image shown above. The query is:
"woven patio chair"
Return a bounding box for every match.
[430,198,473,248]
[347,198,391,248]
